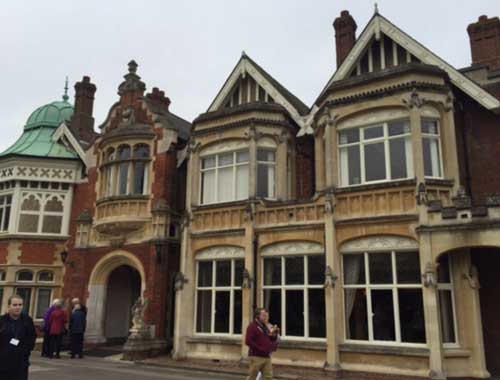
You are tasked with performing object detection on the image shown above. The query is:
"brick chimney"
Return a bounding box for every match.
[467,15,500,71]
[333,10,357,68]
[71,76,97,143]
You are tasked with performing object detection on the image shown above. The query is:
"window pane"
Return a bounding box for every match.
[18,214,39,233]
[0,288,3,311]
[118,162,129,194]
[340,145,361,186]
[257,164,275,198]
[202,170,216,204]
[308,255,325,285]
[369,253,392,284]
[44,197,63,212]
[285,257,304,285]
[216,261,231,287]
[365,142,386,181]
[399,289,426,343]
[389,138,408,179]
[396,252,421,284]
[133,144,149,158]
[16,287,32,315]
[133,161,146,194]
[42,215,62,234]
[439,290,456,343]
[286,290,304,336]
[36,289,52,319]
[264,289,281,327]
[371,289,395,341]
[21,195,40,211]
[421,120,439,135]
[118,145,131,159]
[257,150,275,162]
[264,258,281,286]
[214,291,230,333]
[234,290,242,334]
[339,129,360,145]
[198,262,213,287]
[218,153,234,166]
[217,166,233,202]
[38,271,54,282]
[234,260,244,287]
[363,126,384,140]
[423,137,441,177]
[236,151,249,163]
[308,289,326,338]
[17,271,34,281]
[202,156,215,169]
[3,204,10,231]
[235,164,249,200]
[345,288,368,340]
[388,121,410,136]
[343,254,366,285]
[438,255,451,283]
[196,290,212,333]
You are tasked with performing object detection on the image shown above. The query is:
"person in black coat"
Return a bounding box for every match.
[69,303,86,359]
[0,295,37,380]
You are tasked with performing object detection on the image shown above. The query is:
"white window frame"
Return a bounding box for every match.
[17,192,66,236]
[338,120,414,187]
[199,150,250,205]
[37,270,55,283]
[0,193,12,232]
[256,149,277,200]
[438,255,459,348]
[34,287,53,320]
[342,250,426,348]
[16,270,34,283]
[261,254,326,341]
[194,258,244,337]
[422,119,444,179]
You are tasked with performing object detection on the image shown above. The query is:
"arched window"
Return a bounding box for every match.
[18,194,41,233]
[16,270,34,282]
[118,145,131,195]
[18,193,65,235]
[37,271,54,283]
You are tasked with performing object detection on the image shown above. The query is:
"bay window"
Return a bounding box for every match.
[437,254,458,345]
[262,254,326,339]
[422,120,443,178]
[343,250,426,345]
[200,151,249,204]
[195,259,244,335]
[18,193,65,235]
[339,120,413,186]
[101,143,151,198]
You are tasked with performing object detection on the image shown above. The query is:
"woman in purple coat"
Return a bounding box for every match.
[41,299,59,357]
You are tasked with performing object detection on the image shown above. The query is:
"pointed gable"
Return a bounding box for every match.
[208,53,310,126]
[318,13,500,113]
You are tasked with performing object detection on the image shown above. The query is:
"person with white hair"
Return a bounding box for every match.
[41,298,60,357]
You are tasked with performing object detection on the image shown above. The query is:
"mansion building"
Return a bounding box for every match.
[1,8,500,380]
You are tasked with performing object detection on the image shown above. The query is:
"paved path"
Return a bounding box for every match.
[29,355,243,380]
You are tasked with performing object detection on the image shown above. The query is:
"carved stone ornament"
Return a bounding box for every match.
[323,266,338,289]
[196,246,245,260]
[422,262,437,288]
[341,236,418,253]
[131,297,148,331]
[121,106,136,126]
[245,126,262,141]
[261,241,324,257]
[241,269,253,289]
[324,194,335,214]
[463,265,480,289]
[174,272,188,291]
[444,91,455,112]
[403,89,426,109]
[416,182,428,206]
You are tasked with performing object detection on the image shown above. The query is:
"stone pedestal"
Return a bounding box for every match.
[122,328,167,361]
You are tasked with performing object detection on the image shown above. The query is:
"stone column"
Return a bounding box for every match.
[409,107,424,183]
[276,132,289,201]
[324,198,341,369]
[249,129,257,199]
[420,233,445,379]
[85,284,107,344]
[241,212,255,359]
[314,128,325,192]
[441,108,460,193]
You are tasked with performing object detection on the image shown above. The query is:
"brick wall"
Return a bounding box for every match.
[295,136,315,199]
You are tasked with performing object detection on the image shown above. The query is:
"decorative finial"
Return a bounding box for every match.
[62,76,69,102]
[374,2,379,14]
[128,60,138,74]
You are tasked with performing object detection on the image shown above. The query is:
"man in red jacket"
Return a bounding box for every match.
[245,308,279,380]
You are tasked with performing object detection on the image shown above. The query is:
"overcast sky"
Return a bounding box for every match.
[1,0,498,151]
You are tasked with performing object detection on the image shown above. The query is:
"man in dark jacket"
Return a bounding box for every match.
[245,308,279,380]
[69,303,86,358]
[0,295,37,380]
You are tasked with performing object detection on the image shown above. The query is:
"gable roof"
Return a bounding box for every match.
[207,52,310,127]
[317,12,500,112]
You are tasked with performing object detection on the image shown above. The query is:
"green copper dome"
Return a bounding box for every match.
[24,99,74,130]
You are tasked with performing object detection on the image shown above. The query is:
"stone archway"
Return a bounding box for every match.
[85,251,146,344]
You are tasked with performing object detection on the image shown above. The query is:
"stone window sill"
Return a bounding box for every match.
[186,336,241,346]
[444,348,471,358]
[278,340,327,351]
[339,343,429,357]
[335,178,417,194]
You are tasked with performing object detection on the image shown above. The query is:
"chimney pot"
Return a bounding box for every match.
[333,10,357,68]
[71,76,97,142]
[467,15,500,71]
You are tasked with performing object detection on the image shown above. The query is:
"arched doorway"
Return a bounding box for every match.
[104,265,141,343]
[85,251,146,344]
